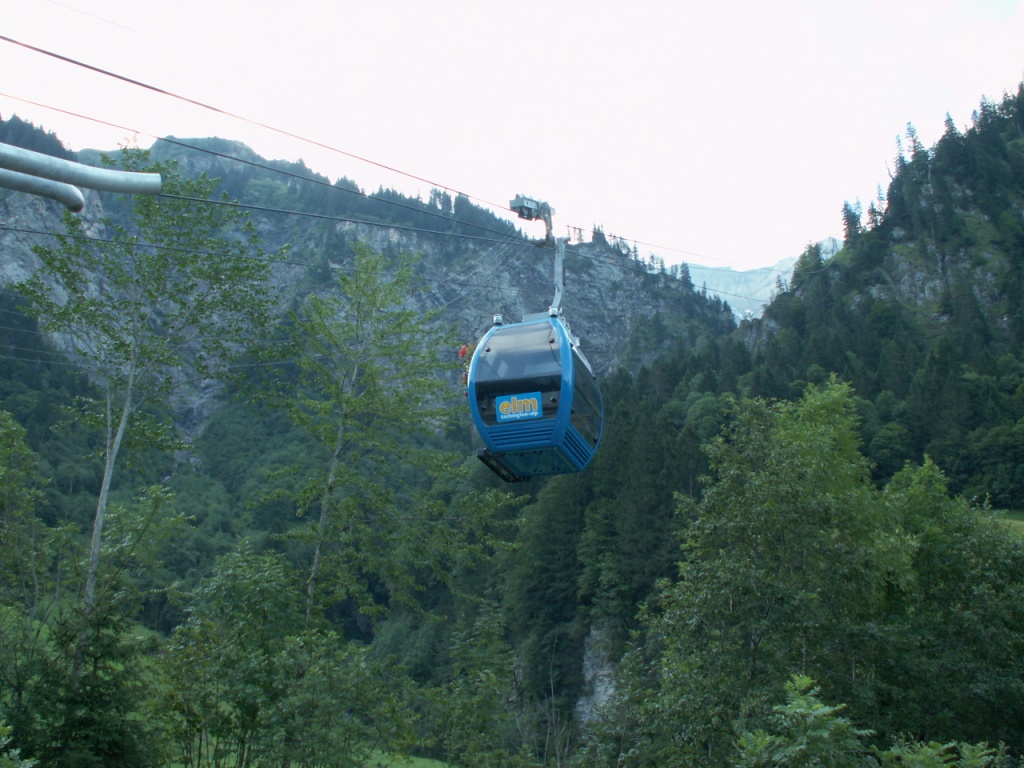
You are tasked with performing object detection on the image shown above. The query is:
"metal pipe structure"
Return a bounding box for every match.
[0,167,85,212]
[0,142,162,211]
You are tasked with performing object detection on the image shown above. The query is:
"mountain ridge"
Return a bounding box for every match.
[1,125,739,382]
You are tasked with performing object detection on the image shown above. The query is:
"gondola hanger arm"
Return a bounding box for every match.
[510,193,565,314]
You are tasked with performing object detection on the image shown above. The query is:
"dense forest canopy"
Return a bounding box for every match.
[0,83,1023,768]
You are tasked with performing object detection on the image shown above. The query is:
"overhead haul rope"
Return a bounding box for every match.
[0,34,510,214]
[0,34,805,277]
[0,36,790,302]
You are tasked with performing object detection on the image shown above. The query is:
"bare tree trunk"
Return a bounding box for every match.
[305,420,346,623]
[74,381,134,682]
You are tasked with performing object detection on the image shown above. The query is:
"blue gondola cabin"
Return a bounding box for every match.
[467,312,603,482]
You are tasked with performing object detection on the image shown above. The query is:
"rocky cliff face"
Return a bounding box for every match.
[0,188,76,285]
[0,137,735,415]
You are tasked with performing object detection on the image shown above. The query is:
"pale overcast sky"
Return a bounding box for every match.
[2,0,1023,270]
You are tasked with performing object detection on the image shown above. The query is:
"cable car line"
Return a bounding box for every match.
[155,182,775,306]
[0,88,776,299]
[0,91,526,243]
[0,223,576,306]
[150,136,523,240]
[154,128,789,288]
[0,340,73,359]
[155,193,523,246]
[1,185,771,308]
[184,144,791,296]
[0,215,757,391]
[0,350,85,368]
[0,34,510,215]
[0,95,781,306]
[43,0,140,33]
[432,237,532,311]
[0,36,801,280]
[150,192,698,297]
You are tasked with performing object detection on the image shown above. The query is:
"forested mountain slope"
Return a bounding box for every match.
[0,115,737,765]
[493,82,1024,764]
[3,121,735,374]
[748,84,1024,502]
[144,135,738,375]
[2,81,1024,768]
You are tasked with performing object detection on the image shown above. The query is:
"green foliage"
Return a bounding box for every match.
[254,242,486,625]
[1,448,180,767]
[746,84,1024,499]
[22,148,276,401]
[502,476,588,709]
[163,544,282,765]
[736,675,874,768]
[873,740,1006,768]
[634,381,898,765]
[161,543,292,767]
[12,599,161,768]
[0,724,35,768]
[6,82,1024,768]
[0,290,103,528]
[735,675,1009,768]
[266,632,417,768]
[0,115,74,159]
[152,242,526,765]
[18,146,277,612]
[0,411,85,761]
[581,381,1024,766]
[0,411,48,593]
[3,145,280,767]
[876,460,1024,747]
[162,543,419,768]
[501,341,746,731]
[428,602,534,768]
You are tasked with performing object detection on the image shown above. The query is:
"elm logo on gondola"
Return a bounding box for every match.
[496,392,542,422]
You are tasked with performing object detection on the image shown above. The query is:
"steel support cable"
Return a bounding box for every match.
[0,102,771,303]
[154,193,530,248]
[1,180,769,306]
[0,92,528,243]
[0,37,798,274]
[0,88,797,293]
[2,216,768,307]
[0,223,522,295]
[0,34,510,214]
[433,236,528,310]
[143,134,521,239]
[157,196,737,305]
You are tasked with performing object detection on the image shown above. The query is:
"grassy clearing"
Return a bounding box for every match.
[1002,510,1024,532]
[376,754,446,768]
[160,752,447,768]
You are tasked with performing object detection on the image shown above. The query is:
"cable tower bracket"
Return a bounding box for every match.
[510,193,565,314]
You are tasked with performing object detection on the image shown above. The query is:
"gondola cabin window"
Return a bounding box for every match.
[473,321,562,427]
